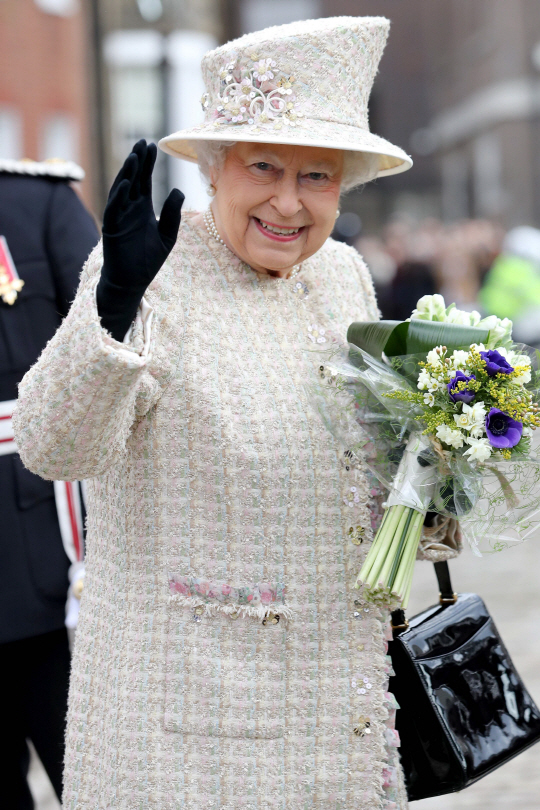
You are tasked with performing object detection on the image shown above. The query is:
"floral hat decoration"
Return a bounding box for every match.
[159,16,412,179]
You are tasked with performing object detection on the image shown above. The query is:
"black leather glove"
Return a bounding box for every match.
[96,139,184,342]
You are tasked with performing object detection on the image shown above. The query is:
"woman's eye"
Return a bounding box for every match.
[254,162,273,171]
[307,172,327,181]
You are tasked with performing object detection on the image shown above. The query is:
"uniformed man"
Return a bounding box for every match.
[0,157,98,808]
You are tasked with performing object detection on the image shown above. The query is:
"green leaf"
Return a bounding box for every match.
[404,320,490,355]
[347,318,491,359]
[347,320,403,359]
[383,322,410,356]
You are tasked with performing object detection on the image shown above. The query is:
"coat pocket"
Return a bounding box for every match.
[164,575,289,739]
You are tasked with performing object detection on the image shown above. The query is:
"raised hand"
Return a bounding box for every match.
[97,139,184,341]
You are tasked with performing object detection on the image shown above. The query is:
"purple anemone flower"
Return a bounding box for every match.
[485,408,523,449]
[447,371,476,404]
[480,350,514,377]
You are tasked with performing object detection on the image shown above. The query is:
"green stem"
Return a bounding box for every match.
[394,512,424,607]
[358,505,404,585]
[374,507,411,588]
[362,507,404,588]
[387,508,416,590]
[394,511,423,592]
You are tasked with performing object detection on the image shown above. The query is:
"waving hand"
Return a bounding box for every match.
[97,139,184,341]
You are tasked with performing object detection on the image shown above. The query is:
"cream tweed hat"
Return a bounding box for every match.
[159,16,412,179]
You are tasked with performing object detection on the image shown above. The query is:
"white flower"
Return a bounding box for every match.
[471,343,486,353]
[411,294,447,321]
[506,349,531,368]
[467,401,487,425]
[417,369,432,390]
[454,402,486,432]
[449,350,470,370]
[436,424,465,448]
[426,348,444,367]
[514,368,532,385]
[454,412,472,430]
[419,371,444,394]
[500,349,532,384]
[478,315,513,349]
[464,437,492,462]
[423,392,435,407]
[445,307,473,326]
[469,424,485,439]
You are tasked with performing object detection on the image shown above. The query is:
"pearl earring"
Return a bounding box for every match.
[335,209,341,219]
[207,184,216,197]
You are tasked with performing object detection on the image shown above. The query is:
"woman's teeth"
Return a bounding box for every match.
[258,220,300,235]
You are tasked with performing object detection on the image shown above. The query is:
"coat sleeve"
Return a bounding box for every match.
[45,183,100,316]
[13,240,165,481]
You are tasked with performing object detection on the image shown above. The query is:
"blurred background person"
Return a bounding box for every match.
[386,260,438,321]
[479,226,540,345]
[0,156,98,809]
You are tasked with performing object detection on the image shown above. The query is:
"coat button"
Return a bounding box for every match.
[262,612,280,626]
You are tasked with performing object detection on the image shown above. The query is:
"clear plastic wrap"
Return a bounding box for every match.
[311,341,540,556]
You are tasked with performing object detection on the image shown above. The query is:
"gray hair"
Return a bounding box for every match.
[193,140,379,194]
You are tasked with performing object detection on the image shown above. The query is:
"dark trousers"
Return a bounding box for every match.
[0,628,71,809]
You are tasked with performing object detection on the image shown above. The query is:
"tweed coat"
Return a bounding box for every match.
[14,213,408,809]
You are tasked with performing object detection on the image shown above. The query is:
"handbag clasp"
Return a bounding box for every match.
[439,592,458,605]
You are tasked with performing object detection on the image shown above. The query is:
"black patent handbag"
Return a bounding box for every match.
[389,562,540,802]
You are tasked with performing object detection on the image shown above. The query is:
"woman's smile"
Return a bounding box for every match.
[253,216,306,242]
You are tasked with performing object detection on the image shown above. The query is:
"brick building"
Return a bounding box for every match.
[0,0,95,206]
[0,0,224,214]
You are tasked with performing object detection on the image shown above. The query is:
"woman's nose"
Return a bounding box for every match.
[269,179,302,218]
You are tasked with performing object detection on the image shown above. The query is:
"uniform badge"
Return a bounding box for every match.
[0,236,24,305]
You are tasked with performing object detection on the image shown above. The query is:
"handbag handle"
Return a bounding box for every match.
[391,561,458,635]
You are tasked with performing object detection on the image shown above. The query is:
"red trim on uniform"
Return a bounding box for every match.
[65,481,82,561]
[0,436,14,443]
[0,414,12,420]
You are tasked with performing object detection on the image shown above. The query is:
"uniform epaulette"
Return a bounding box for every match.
[0,158,85,181]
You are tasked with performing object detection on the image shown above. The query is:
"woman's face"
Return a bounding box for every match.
[210,142,343,276]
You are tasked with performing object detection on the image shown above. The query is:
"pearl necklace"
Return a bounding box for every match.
[203,207,301,282]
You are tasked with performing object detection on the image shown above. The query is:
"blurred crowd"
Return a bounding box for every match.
[347,217,540,347]
[356,217,502,320]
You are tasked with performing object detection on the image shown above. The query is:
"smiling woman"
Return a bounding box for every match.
[195,141,346,276]
[14,16,418,810]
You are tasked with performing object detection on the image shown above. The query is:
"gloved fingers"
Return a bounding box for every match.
[106,152,138,203]
[140,143,157,197]
[129,140,148,201]
[103,179,131,233]
[157,189,185,251]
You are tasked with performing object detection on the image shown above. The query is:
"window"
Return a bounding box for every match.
[0,107,23,160]
[34,0,79,16]
[241,0,321,33]
[40,113,79,162]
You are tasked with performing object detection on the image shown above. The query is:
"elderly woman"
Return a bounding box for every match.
[13,16,425,810]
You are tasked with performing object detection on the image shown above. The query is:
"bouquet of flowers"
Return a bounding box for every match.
[312,295,540,608]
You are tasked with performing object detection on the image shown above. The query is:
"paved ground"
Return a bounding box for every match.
[31,538,540,809]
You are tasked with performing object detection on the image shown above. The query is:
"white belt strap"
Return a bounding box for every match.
[1,399,84,562]
[0,398,17,455]
[53,480,85,564]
